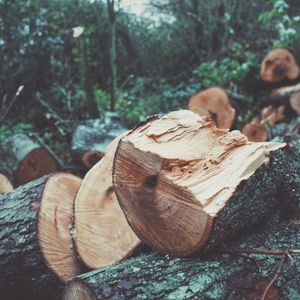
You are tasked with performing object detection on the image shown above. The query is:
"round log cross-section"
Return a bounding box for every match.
[188,87,236,129]
[113,110,297,256]
[74,131,140,269]
[242,123,268,142]
[0,173,83,299]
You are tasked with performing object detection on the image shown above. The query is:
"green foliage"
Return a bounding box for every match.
[116,78,163,127]
[94,88,110,114]
[258,0,300,50]
[0,123,34,143]
[1,0,300,163]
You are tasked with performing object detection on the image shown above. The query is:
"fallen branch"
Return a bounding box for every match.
[261,251,289,300]
[0,85,24,124]
[229,248,300,256]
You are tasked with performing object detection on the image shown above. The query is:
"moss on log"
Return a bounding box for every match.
[63,219,300,300]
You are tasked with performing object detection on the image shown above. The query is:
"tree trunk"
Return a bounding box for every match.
[71,113,126,170]
[113,110,300,256]
[0,172,13,194]
[80,36,98,118]
[63,218,300,300]
[0,173,83,300]
[0,133,57,186]
[74,131,140,269]
[107,0,117,112]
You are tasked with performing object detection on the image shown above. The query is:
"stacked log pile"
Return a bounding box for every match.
[1,110,299,300]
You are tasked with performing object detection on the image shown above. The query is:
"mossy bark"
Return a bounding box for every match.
[71,115,126,162]
[0,176,61,300]
[64,219,300,300]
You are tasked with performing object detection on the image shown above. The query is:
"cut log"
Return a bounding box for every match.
[63,219,300,300]
[0,133,57,185]
[188,87,236,129]
[242,123,268,142]
[0,172,13,194]
[74,131,140,269]
[0,173,83,300]
[242,105,285,142]
[71,113,127,170]
[113,110,299,256]
[260,48,299,82]
[81,150,105,170]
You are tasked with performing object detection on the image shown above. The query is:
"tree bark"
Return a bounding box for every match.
[63,219,300,300]
[71,114,126,170]
[79,35,98,118]
[0,173,83,300]
[113,110,300,256]
[0,133,57,186]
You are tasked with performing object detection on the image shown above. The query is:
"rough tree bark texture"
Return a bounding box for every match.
[71,113,126,169]
[113,111,300,256]
[0,176,60,300]
[63,219,300,300]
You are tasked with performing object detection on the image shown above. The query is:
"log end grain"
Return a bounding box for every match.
[63,279,97,300]
[242,123,268,142]
[188,87,236,129]
[0,173,13,194]
[113,110,289,255]
[75,132,140,269]
[38,173,83,282]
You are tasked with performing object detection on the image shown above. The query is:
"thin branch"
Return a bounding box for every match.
[36,94,63,122]
[0,86,24,124]
[229,248,300,256]
[261,251,289,300]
